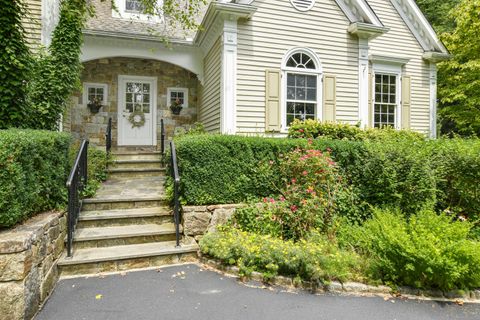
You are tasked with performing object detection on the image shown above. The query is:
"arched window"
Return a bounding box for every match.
[282,48,322,127]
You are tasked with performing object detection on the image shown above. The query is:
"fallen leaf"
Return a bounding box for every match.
[120,272,127,277]
[383,297,389,301]
[455,300,464,306]
[95,294,103,300]
[390,300,395,304]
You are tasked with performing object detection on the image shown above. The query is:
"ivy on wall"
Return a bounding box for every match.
[27,0,88,130]
[0,0,87,130]
[0,0,31,129]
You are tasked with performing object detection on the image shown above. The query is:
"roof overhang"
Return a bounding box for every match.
[334,0,384,27]
[348,22,389,40]
[423,51,451,63]
[194,2,257,49]
[389,0,449,54]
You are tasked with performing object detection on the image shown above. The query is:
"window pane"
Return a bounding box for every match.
[287,87,295,100]
[287,102,295,114]
[287,74,295,86]
[88,87,96,95]
[286,115,294,126]
[143,84,150,93]
[307,89,316,101]
[126,103,133,112]
[143,104,150,113]
[143,94,150,103]
[305,103,315,115]
[295,88,306,100]
[296,76,306,87]
[307,76,316,88]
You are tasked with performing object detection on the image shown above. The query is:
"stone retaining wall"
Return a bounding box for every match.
[0,211,66,320]
[182,204,245,241]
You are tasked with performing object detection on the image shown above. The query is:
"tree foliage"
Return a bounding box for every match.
[0,0,31,129]
[414,0,460,33]
[438,0,480,136]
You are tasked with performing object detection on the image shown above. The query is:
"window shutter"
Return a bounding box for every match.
[322,74,336,122]
[265,69,281,132]
[401,75,411,129]
[368,73,374,127]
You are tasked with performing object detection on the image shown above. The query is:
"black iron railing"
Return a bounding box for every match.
[106,117,112,155]
[66,139,89,257]
[170,141,181,247]
[160,119,166,165]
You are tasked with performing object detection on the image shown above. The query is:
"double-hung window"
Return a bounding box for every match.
[374,74,398,128]
[283,50,322,128]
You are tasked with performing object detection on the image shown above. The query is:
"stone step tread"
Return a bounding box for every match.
[79,207,172,221]
[107,168,166,173]
[83,195,167,204]
[58,241,198,266]
[73,224,178,241]
[112,159,163,164]
[112,151,161,155]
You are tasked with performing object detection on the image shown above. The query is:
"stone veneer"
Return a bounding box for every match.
[0,211,66,320]
[64,57,199,148]
[182,204,245,242]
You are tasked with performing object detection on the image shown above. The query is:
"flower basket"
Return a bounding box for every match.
[87,103,102,114]
[170,98,183,115]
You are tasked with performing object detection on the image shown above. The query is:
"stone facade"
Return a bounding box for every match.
[64,57,199,148]
[0,211,66,320]
[182,204,245,241]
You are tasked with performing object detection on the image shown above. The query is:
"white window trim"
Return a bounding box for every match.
[83,82,108,105]
[372,63,402,129]
[112,0,163,23]
[167,87,189,108]
[281,48,323,132]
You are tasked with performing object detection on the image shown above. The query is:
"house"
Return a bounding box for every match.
[61,0,449,147]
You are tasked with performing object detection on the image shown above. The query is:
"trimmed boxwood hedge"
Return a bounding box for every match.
[170,134,437,218]
[0,129,71,227]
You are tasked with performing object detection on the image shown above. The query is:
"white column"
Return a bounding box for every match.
[358,38,369,128]
[429,63,437,139]
[220,19,238,134]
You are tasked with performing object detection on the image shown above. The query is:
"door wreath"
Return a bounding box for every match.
[128,109,146,128]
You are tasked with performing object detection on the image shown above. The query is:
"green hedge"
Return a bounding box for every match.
[0,129,71,227]
[171,134,437,218]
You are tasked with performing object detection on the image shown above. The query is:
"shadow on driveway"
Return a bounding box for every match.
[36,264,480,320]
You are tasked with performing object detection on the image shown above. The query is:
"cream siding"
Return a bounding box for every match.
[24,0,42,47]
[199,37,222,132]
[368,0,431,133]
[236,0,359,133]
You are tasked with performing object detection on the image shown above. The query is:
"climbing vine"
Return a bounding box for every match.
[27,0,89,130]
[0,0,31,129]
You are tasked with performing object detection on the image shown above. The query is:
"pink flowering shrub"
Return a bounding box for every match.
[234,146,352,240]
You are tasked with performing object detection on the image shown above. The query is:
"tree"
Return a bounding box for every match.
[438,0,480,136]
[0,0,31,129]
[414,0,460,33]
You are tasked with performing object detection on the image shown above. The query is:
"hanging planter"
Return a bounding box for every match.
[87,98,103,114]
[170,98,183,115]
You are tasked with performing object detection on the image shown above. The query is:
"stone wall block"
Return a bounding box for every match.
[0,282,25,320]
[183,211,211,236]
[40,265,58,302]
[0,250,33,281]
[207,208,236,233]
[23,266,41,320]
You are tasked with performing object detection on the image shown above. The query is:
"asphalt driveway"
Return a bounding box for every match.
[36,264,480,320]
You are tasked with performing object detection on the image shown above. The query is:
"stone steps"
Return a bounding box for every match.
[58,242,198,276]
[72,223,179,249]
[110,159,164,170]
[58,150,194,278]
[106,167,166,178]
[82,196,168,211]
[77,207,173,228]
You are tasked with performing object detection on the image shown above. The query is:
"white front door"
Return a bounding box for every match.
[118,75,157,146]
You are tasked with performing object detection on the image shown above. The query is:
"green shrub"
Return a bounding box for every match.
[0,129,71,227]
[429,138,480,224]
[200,226,366,283]
[287,119,424,142]
[69,143,109,198]
[233,147,356,240]
[341,208,480,290]
[171,134,365,205]
[171,134,436,220]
